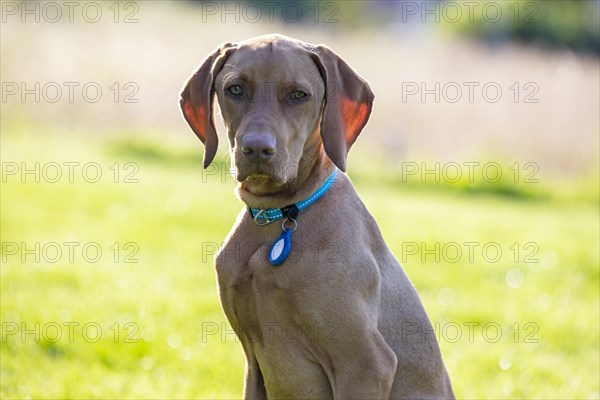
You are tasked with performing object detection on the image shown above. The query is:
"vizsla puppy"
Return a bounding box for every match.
[180,34,454,399]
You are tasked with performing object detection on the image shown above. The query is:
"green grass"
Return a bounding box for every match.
[1,131,598,399]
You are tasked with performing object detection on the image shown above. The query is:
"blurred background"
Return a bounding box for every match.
[1,0,598,398]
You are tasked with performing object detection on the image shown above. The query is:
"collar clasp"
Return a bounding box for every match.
[253,209,273,226]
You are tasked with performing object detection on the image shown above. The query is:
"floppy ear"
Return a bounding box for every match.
[179,43,237,168]
[310,45,374,171]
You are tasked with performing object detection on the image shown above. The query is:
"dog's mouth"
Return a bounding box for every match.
[244,173,275,184]
[234,159,286,182]
[236,166,277,182]
[235,167,291,197]
[240,176,285,197]
[232,151,299,197]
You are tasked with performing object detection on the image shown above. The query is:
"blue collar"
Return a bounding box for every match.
[248,167,338,225]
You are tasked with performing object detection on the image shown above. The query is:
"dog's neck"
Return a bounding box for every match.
[235,143,336,211]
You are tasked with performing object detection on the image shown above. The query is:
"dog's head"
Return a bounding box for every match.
[180,34,373,196]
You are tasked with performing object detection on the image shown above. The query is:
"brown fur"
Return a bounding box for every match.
[180,34,454,399]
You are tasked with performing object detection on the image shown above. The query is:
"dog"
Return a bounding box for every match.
[180,34,454,399]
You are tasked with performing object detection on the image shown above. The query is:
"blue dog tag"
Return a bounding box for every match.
[268,229,292,266]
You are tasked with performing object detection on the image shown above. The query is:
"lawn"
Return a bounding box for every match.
[1,130,598,399]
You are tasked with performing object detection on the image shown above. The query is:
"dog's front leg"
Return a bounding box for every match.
[242,352,267,400]
[329,328,397,400]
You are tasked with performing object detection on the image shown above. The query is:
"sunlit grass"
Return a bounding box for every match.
[1,131,598,399]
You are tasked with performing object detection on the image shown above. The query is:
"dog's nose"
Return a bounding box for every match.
[240,134,276,160]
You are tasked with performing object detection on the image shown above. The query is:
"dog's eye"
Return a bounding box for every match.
[227,85,243,96]
[290,90,307,100]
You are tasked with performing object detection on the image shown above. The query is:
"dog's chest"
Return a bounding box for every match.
[215,230,298,330]
[216,226,294,285]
